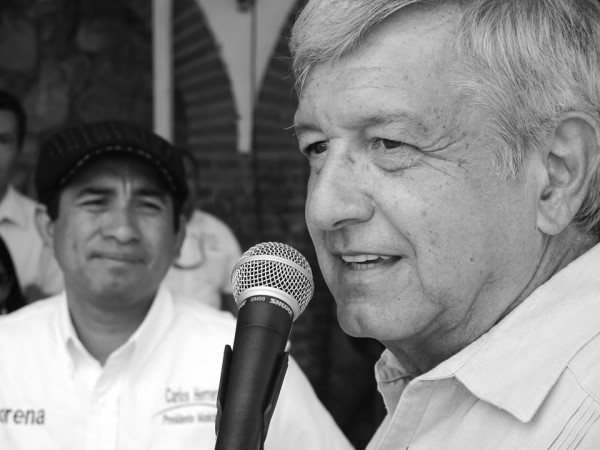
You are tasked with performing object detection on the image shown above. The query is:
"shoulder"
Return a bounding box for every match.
[0,296,59,342]
[0,297,57,324]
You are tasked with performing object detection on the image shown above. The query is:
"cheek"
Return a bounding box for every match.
[396,188,497,284]
[306,221,321,242]
[52,219,89,265]
[53,234,78,269]
[147,224,180,264]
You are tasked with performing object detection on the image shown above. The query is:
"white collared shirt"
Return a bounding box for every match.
[0,186,63,301]
[0,286,354,450]
[368,243,600,449]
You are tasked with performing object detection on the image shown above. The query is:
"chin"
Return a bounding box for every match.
[336,304,377,339]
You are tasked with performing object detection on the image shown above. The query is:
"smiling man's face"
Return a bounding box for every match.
[294,4,545,359]
[45,154,184,308]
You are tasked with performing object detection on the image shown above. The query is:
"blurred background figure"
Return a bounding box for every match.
[0,235,25,315]
[0,90,63,303]
[164,148,242,315]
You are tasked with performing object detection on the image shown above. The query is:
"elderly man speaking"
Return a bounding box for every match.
[291,0,600,448]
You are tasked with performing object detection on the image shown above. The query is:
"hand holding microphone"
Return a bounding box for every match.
[215,242,314,450]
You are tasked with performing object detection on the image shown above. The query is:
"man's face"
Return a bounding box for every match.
[0,109,20,194]
[47,154,184,308]
[294,5,545,354]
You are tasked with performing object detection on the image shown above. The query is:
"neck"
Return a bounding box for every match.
[67,292,154,365]
[504,226,597,317]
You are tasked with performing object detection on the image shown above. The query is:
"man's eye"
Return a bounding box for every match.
[303,141,328,156]
[139,201,163,212]
[81,198,106,207]
[374,138,405,150]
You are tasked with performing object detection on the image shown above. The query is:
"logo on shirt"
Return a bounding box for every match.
[153,387,218,425]
[0,408,45,425]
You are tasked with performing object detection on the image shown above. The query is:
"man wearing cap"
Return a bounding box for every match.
[0,121,353,449]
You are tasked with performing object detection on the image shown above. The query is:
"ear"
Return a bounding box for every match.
[34,205,56,254]
[537,113,600,235]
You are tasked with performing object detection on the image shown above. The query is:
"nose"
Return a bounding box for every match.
[305,147,373,231]
[102,204,141,243]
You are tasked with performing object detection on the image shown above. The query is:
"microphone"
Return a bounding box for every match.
[215,242,314,450]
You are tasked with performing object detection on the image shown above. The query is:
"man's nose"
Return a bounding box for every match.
[305,147,373,231]
[102,205,141,243]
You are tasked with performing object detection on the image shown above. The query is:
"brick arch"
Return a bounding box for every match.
[122,0,238,154]
[122,0,249,237]
[172,0,237,153]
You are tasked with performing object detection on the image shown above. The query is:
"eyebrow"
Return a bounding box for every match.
[291,122,320,136]
[135,187,169,202]
[75,186,112,197]
[368,112,431,135]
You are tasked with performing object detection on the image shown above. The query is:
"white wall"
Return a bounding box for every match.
[196,0,297,153]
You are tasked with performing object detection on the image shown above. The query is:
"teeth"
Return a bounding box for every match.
[341,254,392,263]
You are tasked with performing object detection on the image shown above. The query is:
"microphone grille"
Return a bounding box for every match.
[231,242,314,316]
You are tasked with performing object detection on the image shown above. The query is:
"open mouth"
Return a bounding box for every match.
[340,254,396,269]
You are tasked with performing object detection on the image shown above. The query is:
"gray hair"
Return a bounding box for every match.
[290,0,600,237]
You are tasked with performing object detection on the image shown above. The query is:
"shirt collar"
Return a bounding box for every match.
[0,186,28,226]
[56,284,175,375]
[376,242,600,423]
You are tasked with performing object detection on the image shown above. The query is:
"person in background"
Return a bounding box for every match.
[0,120,353,450]
[291,0,600,448]
[0,89,63,302]
[164,148,242,315]
[0,235,25,314]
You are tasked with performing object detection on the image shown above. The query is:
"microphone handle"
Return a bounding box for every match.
[215,299,293,450]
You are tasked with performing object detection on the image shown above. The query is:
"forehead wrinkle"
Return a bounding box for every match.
[369,112,431,137]
[296,21,463,145]
[104,173,169,201]
[295,106,437,144]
